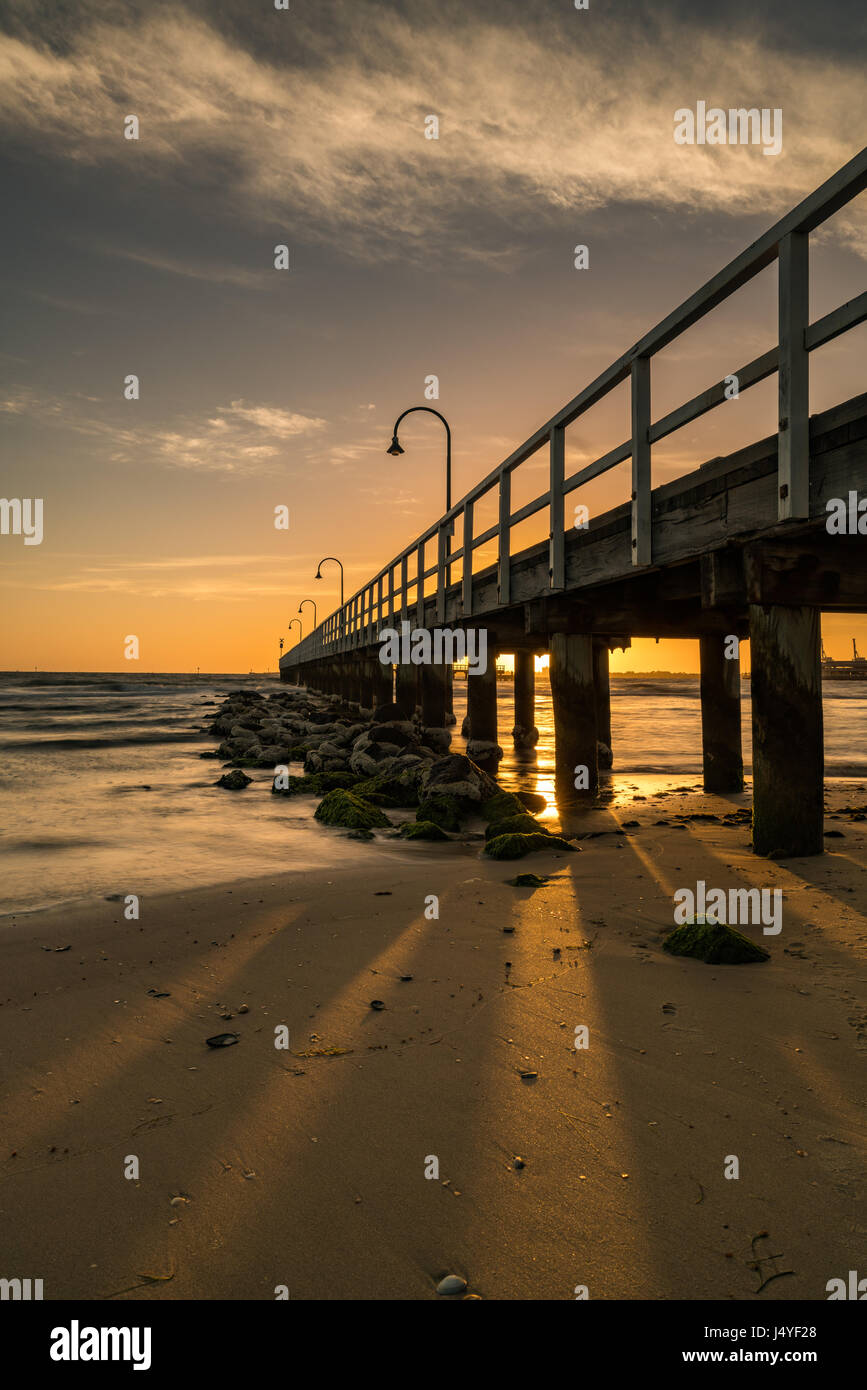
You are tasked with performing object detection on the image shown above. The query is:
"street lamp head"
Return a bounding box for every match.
[386,435,404,457]
[314,567,322,580]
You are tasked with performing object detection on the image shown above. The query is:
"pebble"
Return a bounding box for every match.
[437,1274,467,1296]
[238,1004,249,1014]
[370,1000,385,1011]
[205,1032,239,1048]
[513,1157,525,1169]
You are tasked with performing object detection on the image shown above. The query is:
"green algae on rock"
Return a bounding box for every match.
[663,920,770,964]
[400,820,450,841]
[314,788,391,830]
[481,790,529,824]
[485,832,576,860]
[484,813,550,841]
[216,769,253,790]
[416,795,464,832]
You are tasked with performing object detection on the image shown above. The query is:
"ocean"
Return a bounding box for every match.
[1,670,865,917]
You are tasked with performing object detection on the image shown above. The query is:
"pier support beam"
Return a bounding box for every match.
[749,604,823,857]
[421,663,448,728]
[444,666,456,726]
[395,663,419,720]
[593,640,613,770]
[370,657,394,711]
[512,650,539,747]
[699,634,743,792]
[466,657,501,770]
[549,633,597,800]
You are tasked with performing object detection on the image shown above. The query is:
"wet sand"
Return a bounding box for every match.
[1,790,865,1301]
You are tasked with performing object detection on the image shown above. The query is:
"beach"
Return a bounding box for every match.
[2,780,866,1301]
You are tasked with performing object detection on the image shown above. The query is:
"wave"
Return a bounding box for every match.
[0,732,204,750]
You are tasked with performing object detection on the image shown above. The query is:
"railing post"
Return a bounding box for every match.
[416,541,425,627]
[498,470,511,604]
[436,525,447,624]
[462,500,474,617]
[631,355,651,566]
[549,424,565,589]
[401,555,409,621]
[388,566,394,624]
[778,230,810,520]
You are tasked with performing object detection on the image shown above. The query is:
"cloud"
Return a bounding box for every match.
[0,4,864,266]
[0,388,326,474]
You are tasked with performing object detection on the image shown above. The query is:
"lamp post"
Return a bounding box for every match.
[299,599,317,629]
[288,618,302,645]
[315,556,345,640]
[387,406,451,512]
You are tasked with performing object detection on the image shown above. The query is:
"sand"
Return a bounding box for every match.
[1,790,865,1301]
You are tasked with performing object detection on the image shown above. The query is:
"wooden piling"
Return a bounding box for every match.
[512,650,539,746]
[549,633,597,799]
[466,656,501,768]
[421,663,448,727]
[699,634,743,792]
[749,604,823,856]
[395,663,418,719]
[592,641,613,770]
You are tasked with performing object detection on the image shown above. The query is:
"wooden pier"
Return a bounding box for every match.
[281,149,867,857]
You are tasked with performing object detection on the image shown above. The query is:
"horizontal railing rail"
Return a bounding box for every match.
[283,146,867,667]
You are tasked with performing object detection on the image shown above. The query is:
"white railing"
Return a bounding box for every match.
[285,146,867,667]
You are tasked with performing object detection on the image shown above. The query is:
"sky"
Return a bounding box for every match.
[1,0,866,673]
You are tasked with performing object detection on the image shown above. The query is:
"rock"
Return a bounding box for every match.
[436,1274,467,1296]
[420,754,499,804]
[516,790,547,813]
[346,828,375,841]
[216,769,252,790]
[421,727,452,754]
[271,774,318,796]
[314,789,392,830]
[370,999,386,1010]
[371,702,404,723]
[304,751,324,774]
[663,921,770,965]
[400,821,449,841]
[485,814,550,841]
[367,723,416,748]
[205,1033,239,1047]
[508,873,548,887]
[416,795,464,832]
[481,790,529,823]
[512,724,540,748]
[466,738,503,764]
[485,832,577,860]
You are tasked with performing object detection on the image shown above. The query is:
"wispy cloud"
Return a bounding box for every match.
[0,5,864,267]
[0,388,326,474]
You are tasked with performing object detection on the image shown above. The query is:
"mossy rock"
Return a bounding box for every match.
[317,771,359,792]
[400,820,449,841]
[516,791,547,813]
[481,790,529,824]
[354,774,420,808]
[346,828,375,841]
[508,873,548,887]
[216,769,252,790]
[484,832,576,860]
[485,813,548,841]
[663,919,770,965]
[272,774,320,796]
[417,795,464,832]
[314,788,391,830]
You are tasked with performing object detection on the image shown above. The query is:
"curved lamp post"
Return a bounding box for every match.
[315,556,345,640]
[288,618,302,645]
[387,406,451,512]
[299,598,317,629]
